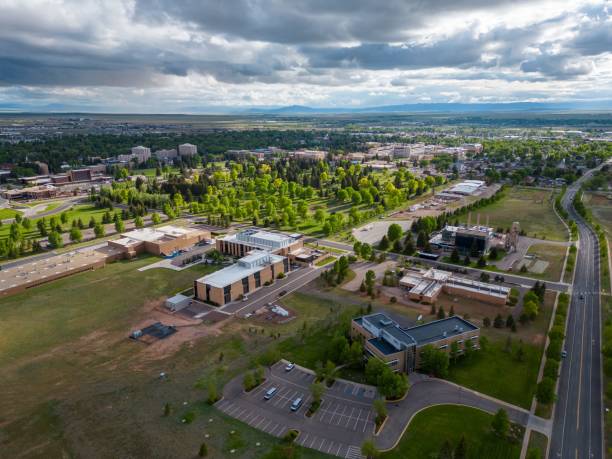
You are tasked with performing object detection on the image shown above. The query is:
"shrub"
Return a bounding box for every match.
[543,359,559,379]
[536,377,556,404]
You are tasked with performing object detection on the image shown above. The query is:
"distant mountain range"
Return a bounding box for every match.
[240,101,612,115]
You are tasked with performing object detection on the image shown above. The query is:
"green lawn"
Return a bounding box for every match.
[0,208,22,220]
[0,203,109,242]
[457,187,567,241]
[447,338,542,409]
[276,292,360,368]
[0,256,217,367]
[523,243,567,282]
[382,405,521,459]
[315,256,336,267]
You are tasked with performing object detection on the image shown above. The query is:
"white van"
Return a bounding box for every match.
[290,397,303,411]
[264,387,278,400]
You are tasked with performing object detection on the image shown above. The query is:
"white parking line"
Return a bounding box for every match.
[336,443,343,456]
[352,408,362,430]
[333,404,347,425]
[226,404,240,416]
[247,414,260,425]
[327,441,335,454]
[336,405,348,426]
[255,417,266,428]
[300,433,309,446]
[260,419,272,431]
[363,410,371,432]
[344,407,355,427]
[265,422,278,434]
[309,435,317,448]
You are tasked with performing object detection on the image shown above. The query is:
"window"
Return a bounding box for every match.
[283,258,289,273]
[457,340,464,344]
[386,359,399,367]
[271,264,275,279]
[242,277,250,294]
[254,271,261,288]
[205,284,211,302]
[223,285,231,304]
[439,344,448,350]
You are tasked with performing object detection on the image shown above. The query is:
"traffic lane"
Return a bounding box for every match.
[221,265,320,316]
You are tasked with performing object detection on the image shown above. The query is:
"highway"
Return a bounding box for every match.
[549,166,604,459]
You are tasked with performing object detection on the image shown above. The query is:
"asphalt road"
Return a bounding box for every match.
[220,262,333,317]
[307,238,570,293]
[549,165,605,459]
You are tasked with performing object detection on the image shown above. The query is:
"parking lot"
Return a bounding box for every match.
[215,361,377,458]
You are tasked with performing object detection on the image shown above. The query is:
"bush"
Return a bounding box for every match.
[277,272,285,279]
[546,339,562,361]
[536,377,556,404]
[543,359,559,379]
[198,442,208,457]
[283,429,299,443]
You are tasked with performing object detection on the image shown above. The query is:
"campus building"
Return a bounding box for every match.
[216,228,303,258]
[178,143,198,156]
[399,267,510,305]
[131,146,151,163]
[194,250,288,305]
[108,225,210,258]
[351,312,480,373]
[428,224,495,256]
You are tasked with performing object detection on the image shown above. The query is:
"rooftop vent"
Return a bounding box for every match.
[380,318,393,326]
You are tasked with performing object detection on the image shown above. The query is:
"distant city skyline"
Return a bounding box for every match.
[0,0,611,113]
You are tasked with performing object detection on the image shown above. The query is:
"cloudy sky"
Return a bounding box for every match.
[0,0,610,112]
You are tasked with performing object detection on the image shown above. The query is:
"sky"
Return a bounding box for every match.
[0,0,610,113]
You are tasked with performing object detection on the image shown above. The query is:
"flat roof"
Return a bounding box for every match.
[368,337,400,356]
[404,316,478,346]
[196,252,284,288]
[356,312,478,348]
[0,248,115,292]
[120,225,199,243]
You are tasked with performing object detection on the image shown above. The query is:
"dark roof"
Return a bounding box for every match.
[403,316,478,346]
[368,338,400,356]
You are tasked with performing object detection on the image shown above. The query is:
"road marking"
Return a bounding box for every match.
[255,417,266,428]
[327,440,335,453]
[353,408,363,430]
[363,410,371,432]
[336,405,348,425]
[345,407,355,427]
[260,419,272,431]
[319,438,326,450]
[300,433,309,446]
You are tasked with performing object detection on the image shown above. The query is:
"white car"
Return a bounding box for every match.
[285,362,295,372]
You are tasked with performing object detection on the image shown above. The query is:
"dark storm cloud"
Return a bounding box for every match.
[0,0,608,90]
[134,0,530,45]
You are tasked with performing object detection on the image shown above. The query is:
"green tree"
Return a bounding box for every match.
[419,345,449,378]
[491,408,509,437]
[387,223,403,241]
[310,381,325,405]
[437,306,446,319]
[115,217,125,233]
[48,231,63,249]
[134,215,144,228]
[69,226,83,243]
[198,442,208,457]
[361,439,380,459]
[151,212,161,224]
[536,377,556,404]
[454,435,467,459]
[373,398,387,425]
[378,235,389,250]
[450,247,460,263]
[243,372,256,391]
[94,222,105,238]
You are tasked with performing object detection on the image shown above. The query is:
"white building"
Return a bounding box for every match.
[131,146,151,163]
[154,149,178,161]
[179,143,198,156]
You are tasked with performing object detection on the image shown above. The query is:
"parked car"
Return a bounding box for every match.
[285,362,295,372]
[290,397,303,411]
[561,350,568,358]
[264,387,278,400]
[278,290,287,297]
